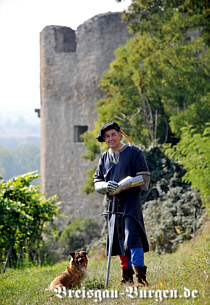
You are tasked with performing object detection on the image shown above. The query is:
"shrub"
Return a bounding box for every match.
[0,172,61,272]
[58,216,101,256]
[142,146,205,253]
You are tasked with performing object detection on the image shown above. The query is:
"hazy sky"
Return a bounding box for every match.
[0,0,131,115]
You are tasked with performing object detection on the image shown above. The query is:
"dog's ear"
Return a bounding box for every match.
[70,252,75,258]
[82,251,87,256]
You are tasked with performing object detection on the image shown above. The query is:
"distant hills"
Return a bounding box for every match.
[0,111,40,149]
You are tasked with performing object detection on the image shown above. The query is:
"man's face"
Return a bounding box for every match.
[103,129,122,151]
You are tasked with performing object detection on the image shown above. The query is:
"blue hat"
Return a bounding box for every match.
[96,122,120,142]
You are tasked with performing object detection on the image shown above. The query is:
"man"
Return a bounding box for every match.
[94,122,150,287]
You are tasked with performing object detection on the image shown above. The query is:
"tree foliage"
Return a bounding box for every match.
[120,0,210,46]
[82,166,97,195]
[97,0,209,143]
[165,124,210,205]
[83,0,209,157]
[0,172,62,271]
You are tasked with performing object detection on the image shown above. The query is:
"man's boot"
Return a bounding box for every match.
[132,266,148,287]
[120,268,134,284]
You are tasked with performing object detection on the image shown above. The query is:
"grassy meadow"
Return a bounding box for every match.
[0,222,209,305]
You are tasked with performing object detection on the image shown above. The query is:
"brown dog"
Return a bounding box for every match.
[49,251,88,290]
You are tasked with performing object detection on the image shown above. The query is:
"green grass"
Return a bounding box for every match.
[0,224,209,305]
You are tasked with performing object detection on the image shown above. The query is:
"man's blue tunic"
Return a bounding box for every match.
[95,144,149,256]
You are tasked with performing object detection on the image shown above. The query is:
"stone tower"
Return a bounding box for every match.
[40,12,132,227]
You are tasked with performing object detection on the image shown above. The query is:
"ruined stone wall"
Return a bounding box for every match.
[40,12,132,227]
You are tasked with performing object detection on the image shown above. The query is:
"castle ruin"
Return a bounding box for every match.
[40,12,132,227]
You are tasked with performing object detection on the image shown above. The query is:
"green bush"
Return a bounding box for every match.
[0,172,62,272]
[141,143,187,204]
[142,144,205,253]
[58,216,101,255]
[144,176,205,254]
[165,124,210,205]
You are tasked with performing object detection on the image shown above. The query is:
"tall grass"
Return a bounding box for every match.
[0,223,209,305]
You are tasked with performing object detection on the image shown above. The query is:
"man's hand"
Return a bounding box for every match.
[110,176,133,195]
[110,173,150,195]
[95,180,118,195]
[107,181,118,192]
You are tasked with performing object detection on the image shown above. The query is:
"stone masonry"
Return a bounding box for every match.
[40,12,132,228]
